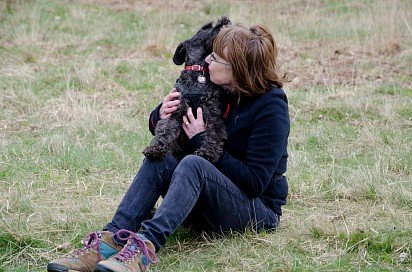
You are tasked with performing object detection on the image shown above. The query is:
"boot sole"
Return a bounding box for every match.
[47,263,68,272]
[47,263,99,272]
[96,264,113,272]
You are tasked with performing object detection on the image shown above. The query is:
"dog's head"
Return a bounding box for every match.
[173,16,231,66]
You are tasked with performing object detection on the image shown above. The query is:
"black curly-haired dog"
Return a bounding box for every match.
[143,17,230,162]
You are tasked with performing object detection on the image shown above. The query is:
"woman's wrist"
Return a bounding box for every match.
[189,132,204,151]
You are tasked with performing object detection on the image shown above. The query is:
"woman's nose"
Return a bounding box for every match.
[205,54,211,64]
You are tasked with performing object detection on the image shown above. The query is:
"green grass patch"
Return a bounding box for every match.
[311,106,361,122]
[0,228,48,260]
[374,83,412,97]
[397,106,412,120]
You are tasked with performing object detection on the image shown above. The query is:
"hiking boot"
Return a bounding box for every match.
[47,231,123,272]
[96,229,158,272]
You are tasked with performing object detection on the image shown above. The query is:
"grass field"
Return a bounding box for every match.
[1,0,411,271]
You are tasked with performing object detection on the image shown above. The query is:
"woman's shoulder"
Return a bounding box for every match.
[250,86,289,125]
[236,85,288,113]
[256,85,288,107]
[266,85,287,100]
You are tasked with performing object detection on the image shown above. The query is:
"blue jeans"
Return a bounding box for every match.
[104,155,279,251]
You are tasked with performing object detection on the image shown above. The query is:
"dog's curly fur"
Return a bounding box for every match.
[143,17,230,162]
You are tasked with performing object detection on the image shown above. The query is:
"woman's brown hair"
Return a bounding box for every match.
[213,24,285,97]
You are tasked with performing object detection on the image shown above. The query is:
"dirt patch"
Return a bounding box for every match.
[76,0,204,12]
[279,40,411,91]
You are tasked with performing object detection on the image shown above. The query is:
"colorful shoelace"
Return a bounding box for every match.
[114,229,158,267]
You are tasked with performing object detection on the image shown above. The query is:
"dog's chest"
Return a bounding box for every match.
[176,75,210,109]
[182,92,204,111]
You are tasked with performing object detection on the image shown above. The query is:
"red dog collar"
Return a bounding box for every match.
[184,65,209,73]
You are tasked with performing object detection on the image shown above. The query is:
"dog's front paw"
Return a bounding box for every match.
[143,145,167,160]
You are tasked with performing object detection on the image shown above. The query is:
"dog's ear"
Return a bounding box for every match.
[216,16,231,28]
[211,16,231,36]
[173,41,188,65]
[201,21,213,30]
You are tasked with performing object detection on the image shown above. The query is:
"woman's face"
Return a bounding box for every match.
[205,50,233,90]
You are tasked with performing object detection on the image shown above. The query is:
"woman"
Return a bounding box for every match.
[48,23,290,272]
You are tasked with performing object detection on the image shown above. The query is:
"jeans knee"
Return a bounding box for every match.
[139,155,179,189]
[143,155,179,170]
[179,155,210,171]
[172,155,210,183]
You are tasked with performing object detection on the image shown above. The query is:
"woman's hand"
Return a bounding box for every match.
[159,88,181,120]
[183,107,205,139]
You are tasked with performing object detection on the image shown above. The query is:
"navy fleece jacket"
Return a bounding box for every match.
[148,86,290,215]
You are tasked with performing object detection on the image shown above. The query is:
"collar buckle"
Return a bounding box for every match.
[184,65,208,73]
[191,65,202,71]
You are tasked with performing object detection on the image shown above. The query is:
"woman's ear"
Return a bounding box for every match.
[173,41,188,65]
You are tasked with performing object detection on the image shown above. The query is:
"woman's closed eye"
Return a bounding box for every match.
[210,53,230,66]
[211,53,217,61]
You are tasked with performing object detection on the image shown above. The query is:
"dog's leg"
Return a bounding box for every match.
[194,89,227,163]
[143,118,177,159]
[143,99,188,160]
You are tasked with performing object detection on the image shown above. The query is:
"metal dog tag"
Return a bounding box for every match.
[197,75,206,84]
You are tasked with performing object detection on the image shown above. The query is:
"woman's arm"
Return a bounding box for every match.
[148,88,181,135]
[148,104,162,135]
